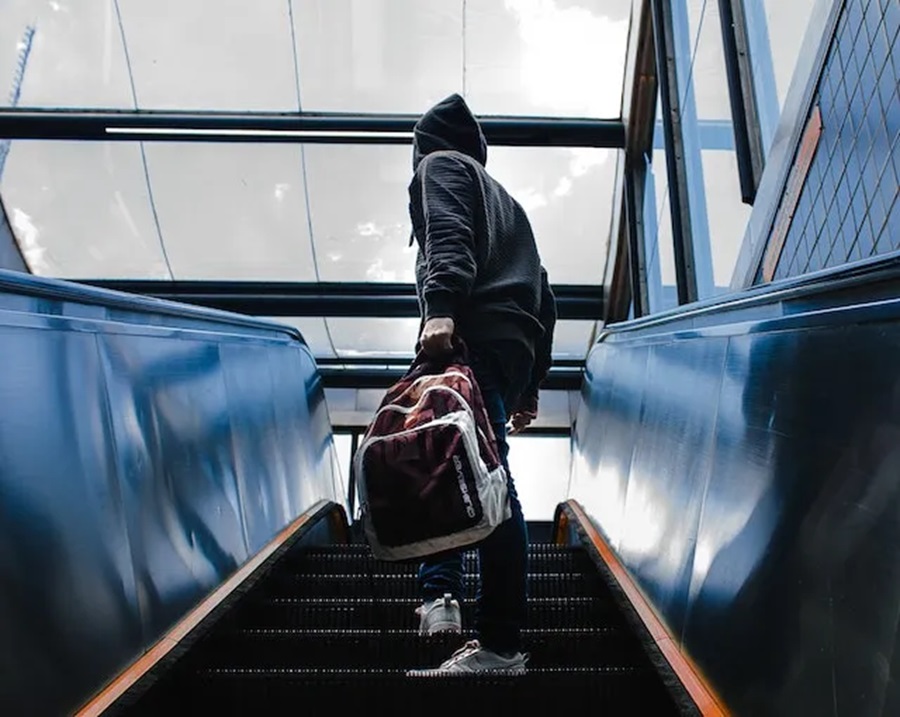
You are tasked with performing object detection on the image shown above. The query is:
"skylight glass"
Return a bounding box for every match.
[1,0,632,117]
[0,141,621,285]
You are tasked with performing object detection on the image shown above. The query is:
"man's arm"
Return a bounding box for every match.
[509,268,556,433]
[410,153,478,354]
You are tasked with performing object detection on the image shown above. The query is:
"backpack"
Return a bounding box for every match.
[353,345,510,561]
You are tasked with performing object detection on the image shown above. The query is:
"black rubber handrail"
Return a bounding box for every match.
[599,253,900,340]
[0,269,307,346]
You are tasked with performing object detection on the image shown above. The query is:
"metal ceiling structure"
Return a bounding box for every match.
[0,0,639,404]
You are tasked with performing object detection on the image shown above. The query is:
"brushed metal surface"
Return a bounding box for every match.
[0,271,342,716]
[572,284,900,716]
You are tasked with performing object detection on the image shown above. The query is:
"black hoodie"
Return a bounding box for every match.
[408,93,556,411]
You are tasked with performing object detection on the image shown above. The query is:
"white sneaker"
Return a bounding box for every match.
[406,640,528,677]
[415,593,462,636]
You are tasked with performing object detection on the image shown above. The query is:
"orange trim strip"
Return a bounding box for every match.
[75,500,332,717]
[563,500,729,717]
[554,510,569,544]
[762,105,823,282]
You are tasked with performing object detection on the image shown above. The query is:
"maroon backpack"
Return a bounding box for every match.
[353,346,510,561]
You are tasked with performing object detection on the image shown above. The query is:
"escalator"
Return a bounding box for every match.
[121,526,683,714]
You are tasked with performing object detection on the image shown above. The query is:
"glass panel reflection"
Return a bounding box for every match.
[144,143,317,280]
[3,0,632,116]
[119,0,299,111]
[1,141,617,284]
[302,144,417,283]
[466,0,631,117]
[0,0,134,110]
[292,0,462,113]
[0,141,169,278]
[490,147,620,284]
[307,144,619,285]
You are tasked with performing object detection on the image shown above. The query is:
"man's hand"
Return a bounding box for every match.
[419,317,455,356]
[507,409,537,436]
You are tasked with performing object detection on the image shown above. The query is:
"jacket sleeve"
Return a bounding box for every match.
[410,153,477,320]
[518,267,557,414]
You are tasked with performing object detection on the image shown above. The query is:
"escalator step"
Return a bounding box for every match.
[294,544,580,556]
[193,627,645,669]
[230,596,624,630]
[289,550,594,576]
[261,571,605,600]
[119,541,680,717]
[138,667,676,714]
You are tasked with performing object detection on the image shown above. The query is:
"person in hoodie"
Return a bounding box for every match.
[405,93,557,677]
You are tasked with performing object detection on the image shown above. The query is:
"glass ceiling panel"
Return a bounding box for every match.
[465,0,631,117]
[326,317,422,359]
[302,144,417,283]
[488,147,620,284]
[1,0,134,110]
[0,140,319,279]
[292,0,462,114]
[0,141,169,278]
[2,0,631,116]
[142,143,317,280]
[305,144,619,285]
[119,0,299,111]
[1,141,617,284]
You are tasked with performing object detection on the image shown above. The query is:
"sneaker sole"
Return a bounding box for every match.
[406,666,527,678]
[419,621,462,636]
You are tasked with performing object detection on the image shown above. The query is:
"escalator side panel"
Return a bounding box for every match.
[0,274,343,717]
[572,291,900,716]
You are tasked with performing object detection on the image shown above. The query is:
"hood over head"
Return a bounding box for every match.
[412,93,487,169]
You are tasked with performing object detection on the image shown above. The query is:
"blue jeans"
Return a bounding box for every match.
[417,359,529,655]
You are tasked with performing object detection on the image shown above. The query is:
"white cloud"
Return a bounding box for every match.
[357,221,383,238]
[515,187,549,212]
[553,176,573,197]
[11,208,49,274]
[504,0,629,117]
[568,146,610,177]
[366,257,396,282]
[274,183,290,201]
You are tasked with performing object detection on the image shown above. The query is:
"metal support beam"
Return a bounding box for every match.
[624,164,651,318]
[316,356,584,369]
[320,365,583,391]
[347,431,360,520]
[0,109,625,147]
[76,280,605,320]
[718,0,765,203]
[619,0,657,321]
[337,424,571,438]
[650,0,699,305]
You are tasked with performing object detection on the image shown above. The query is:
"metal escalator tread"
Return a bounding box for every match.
[263,571,606,599]
[128,543,680,715]
[235,595,624,630]
[289,545,592,574]
[196,627,647,669]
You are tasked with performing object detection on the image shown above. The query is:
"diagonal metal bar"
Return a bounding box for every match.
[319,365,583,391]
